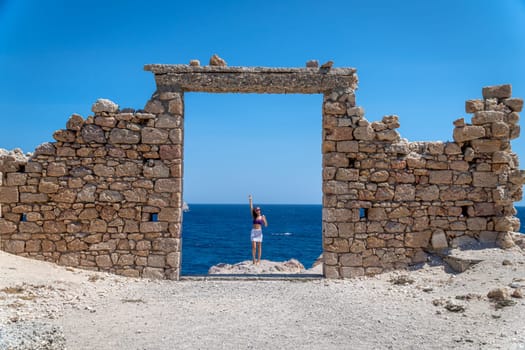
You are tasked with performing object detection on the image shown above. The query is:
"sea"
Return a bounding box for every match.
[180,204,525,275]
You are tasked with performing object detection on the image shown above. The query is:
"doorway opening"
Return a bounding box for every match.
[181,93,323,276]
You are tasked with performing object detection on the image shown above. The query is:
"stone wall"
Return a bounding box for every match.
[0,97,184,279]
[322,84,524,278]
[0,58,524,279]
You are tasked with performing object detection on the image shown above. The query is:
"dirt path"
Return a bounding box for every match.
[1,248,524,349]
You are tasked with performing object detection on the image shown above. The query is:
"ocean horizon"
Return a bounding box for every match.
[180,204,525,275]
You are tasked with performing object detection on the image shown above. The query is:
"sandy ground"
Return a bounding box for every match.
[1,247,524,350]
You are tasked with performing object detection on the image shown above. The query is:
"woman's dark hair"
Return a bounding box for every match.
[252,208,258,219]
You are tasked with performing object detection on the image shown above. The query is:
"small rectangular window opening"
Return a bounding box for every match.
[150,213,159,222]
[359,208,367,219]
[21,213,27,222]
[461,206,469,218]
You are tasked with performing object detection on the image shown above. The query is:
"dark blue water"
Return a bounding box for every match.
[181,204,525,275]
[181,204,322,275]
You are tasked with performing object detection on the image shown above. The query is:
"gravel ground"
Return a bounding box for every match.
[1,248,524,350]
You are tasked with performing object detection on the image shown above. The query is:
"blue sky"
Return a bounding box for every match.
[1,0,524,204]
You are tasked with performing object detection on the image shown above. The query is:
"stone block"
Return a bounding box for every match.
[465,99,484,113]
[482,84,511,99]
[19,222,42,233]
[152,238,179,252]
[95,254,113,267]
[6,173,28,186]
[0,187,19,203]
[0,219,17,234]
[472,172,498,187]
[144,100,165,114]
[453,126,485,142]
[81,124,106,143]
[53,129,76,142]
[340,267,364,278]
[431,229,448,249]
[157,115,181,129]
[503,98,523,112]
[155,178,181,193]
[394,184,415,201]
[99,190,124,203]
[59,253,80,266]
[38,180,59,193]
[323,101,346,115]
[168,96,183,115]
[159,145,182,160]
[92,98,118,113]
[142,127,169,144]
[428,171,452,184]
[140,222,168,233]
[158,208,180,222]
[472,111,504,125]
[405,230,432,248]
[353,126,375,140]
[109,129,140,144]
[4,240,25,253]
[142,267,165,279]
[66,114,84,131]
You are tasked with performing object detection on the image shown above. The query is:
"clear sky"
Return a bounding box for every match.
[1,0,524,204]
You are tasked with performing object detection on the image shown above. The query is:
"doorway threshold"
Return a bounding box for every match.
[180,273,324,281]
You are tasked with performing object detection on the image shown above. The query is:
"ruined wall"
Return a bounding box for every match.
[0,96,184,279]
[0,59,524,280]
[322,84,525,278]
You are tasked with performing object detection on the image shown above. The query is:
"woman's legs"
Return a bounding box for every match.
[252,240,257,264]
[257,242,262,264]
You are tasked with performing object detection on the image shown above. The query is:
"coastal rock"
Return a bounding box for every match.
[208,259,306,274]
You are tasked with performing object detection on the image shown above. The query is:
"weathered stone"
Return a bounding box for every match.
[472,172,498,187]
[66,114,84,131]
[324,102,346,115]
[156,115,181,128]
[405,231,432,248]
[482,84,511,99]
[94,116,117,128]
[431,229,448,249]
[92,98,119,113]
[428,171,452,184]
[209,54,227,66]
[81,124,106,143]
[453,126,485,142]
[465,99,484,113]
[142,127,169,144]
[144,100,165,114]
[168,96,183,115]
[0,187,19,203]
[34,142,56,156]
[353,126,375,140]
[77,184,96,202]
[503,98,523,112]
[370,170,389,182]
[472,111,505,125]
[99,190,124,203]
[0,219,17,234]
[47,162,67,177]
[93,164,115,177]
[109,128,141,144]
[53,129,76,142]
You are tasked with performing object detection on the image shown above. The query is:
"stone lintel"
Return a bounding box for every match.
[144,64,358,94]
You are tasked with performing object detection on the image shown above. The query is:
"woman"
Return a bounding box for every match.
[249,194,268,265]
